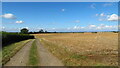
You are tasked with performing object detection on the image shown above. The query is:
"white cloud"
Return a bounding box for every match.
[61,9,65,12]
[107,14,120,21]
[73,26,79,29]
[100,13,105,17]
[88,25,96,28]
[96,24,117,30]
[73,26,84,30]
[52,28,55,29]
[95,13,105,17]
[96,13,119,21]
[103,3,113,7]
[0,26,5,31]
[96,26,102,30]
[81,27,85,29]
[20,27,29,30]
[75,20,80,23]
[25,27,29,29]
[16,20,24,24]
[99,18,107,21]
[71,24,117,31]
[96,14,99,16]
[2,27,21,32]
[91,3,96,9]
[99,18,103,21]
[1,13,16,19]
[67,28,70,30]
[2,26,5,29]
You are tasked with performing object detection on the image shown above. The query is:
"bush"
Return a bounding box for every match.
[91,32,97,33]
[2,32,35,47]
[112,31,118,33]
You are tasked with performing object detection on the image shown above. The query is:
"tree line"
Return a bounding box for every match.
[20,28,119,34]
[20,28,56,34]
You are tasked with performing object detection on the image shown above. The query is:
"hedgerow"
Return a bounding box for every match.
[2,32,34,46]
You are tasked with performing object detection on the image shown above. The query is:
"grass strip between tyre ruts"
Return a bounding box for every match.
[28,39,39,66]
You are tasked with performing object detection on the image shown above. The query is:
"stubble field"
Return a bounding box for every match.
[34,32,118,66]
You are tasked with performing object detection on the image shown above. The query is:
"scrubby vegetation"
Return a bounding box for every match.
[2,32,35,46]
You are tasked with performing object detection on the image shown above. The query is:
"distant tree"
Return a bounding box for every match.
[20,28,29,34]
[29,32,33,34]
[92,32,97,33]
[79,32,84,33]
[112,31,118,33]
[39,29,44,33]
[54,31,57,33]
[45,30,48,33]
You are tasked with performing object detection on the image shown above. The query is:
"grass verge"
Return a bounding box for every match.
[28,40,39,66]
[2,39,31,65]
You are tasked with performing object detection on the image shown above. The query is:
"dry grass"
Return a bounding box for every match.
[33,32,118,66]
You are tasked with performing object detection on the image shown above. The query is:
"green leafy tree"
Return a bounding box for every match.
[45,30,48,33]
[39,29,44,33]
[20,28,29,34]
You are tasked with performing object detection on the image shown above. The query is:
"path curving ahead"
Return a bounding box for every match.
[36,38,64,66]
[5,40,34,66]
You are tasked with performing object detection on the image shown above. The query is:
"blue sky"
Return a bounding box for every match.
[2,0,119,2]
[1,2,119,32]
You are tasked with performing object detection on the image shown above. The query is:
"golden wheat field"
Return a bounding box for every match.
[34,32,118,66]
